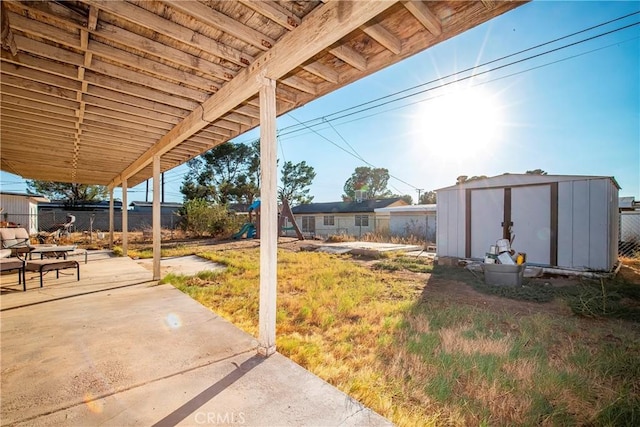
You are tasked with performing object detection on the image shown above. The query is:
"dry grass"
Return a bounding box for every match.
[165,249,640,426]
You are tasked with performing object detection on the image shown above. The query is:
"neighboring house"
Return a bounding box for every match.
[290,198,407,237]
[38,199,123,211]
[0,192,49,234]
[436,174,620,271]
[129,201,183,215]
[375,204,437,242]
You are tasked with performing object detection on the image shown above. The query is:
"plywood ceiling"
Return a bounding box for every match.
[0,0,526,189]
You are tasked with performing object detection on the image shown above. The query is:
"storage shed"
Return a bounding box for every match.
[375,204,437,242]
[436,174,620,271]
[0,192,49,234]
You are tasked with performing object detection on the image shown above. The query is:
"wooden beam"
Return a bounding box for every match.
[1,104,77,123]
[88,0,252,67]
[238,0,300,30]
[402,1,442,36]
[13,34,83,66]
[86,85,189,118]
[257,76,277,357]
[0,61,81,91]
[0,84,79,109]
[167,1,276,50]
[84,71,200,111]
[7,11,79,49]
[1,94,76,116]
[95,22,236,81]
[302,61,339,84]
[152,154,161,281]
[87,39,220,93]
[362,23,402,55]
[0,50,76,81]
[82,94,182,125]
[329,45,368,71]
[1,2,18,56]
[89,59,210,103]
[110,0,395,187]
[280,75,317,95]
[121,178,128,256]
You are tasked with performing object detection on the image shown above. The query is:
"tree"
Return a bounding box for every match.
[419,190,437,204]
[526,169,548,175]
[180,142,259,204]
[342,167,392,201]
[278,160,316,205]
[398,194,413,205]
[456,175,487,185]
[26,181,108,208]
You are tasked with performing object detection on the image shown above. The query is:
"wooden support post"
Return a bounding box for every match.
[121,178,128,256]
[108,187,114,249]
[152,154,161,280]
[257,75,277,357]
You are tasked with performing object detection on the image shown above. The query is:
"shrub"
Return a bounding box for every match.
[180,199,243,238]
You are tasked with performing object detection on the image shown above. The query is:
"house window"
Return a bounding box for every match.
[355,215,369,227]
[301,216,315,233]
[323,215,335,226]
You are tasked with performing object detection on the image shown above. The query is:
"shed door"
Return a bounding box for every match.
[470,188,504,259]
[511,186,551,265]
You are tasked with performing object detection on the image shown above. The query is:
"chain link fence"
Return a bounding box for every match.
[3,212,182,234]
[620,211,640,257]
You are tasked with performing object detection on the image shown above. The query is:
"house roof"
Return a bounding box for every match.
[435,174,621,192]
[0,1,525,189]
[129,201,183,208]
[375,204,436,214]
[292,198,406,214]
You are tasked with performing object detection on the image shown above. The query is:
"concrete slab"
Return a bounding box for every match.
[1,257,392,426]
[136,255,225,277]
[310,241,423,257]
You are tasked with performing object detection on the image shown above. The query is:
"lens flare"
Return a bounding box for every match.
[165,313,182,329]
[83,392,103,414]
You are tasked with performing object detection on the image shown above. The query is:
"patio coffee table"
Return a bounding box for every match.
[29,245,87,263]
[25,259,80,288]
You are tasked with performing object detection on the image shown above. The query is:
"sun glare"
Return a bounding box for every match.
[411,86,504,161]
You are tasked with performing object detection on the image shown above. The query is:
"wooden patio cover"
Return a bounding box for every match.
[1,0,524,188]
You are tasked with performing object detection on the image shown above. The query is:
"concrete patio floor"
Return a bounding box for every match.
[1,255,392,426]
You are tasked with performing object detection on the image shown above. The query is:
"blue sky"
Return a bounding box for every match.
[1,1,638,204]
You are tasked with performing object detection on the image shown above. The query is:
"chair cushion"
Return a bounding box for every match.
[13,228,30,239]
[0,228,18,241]
[2,238,18,249]
[0,228,31,249]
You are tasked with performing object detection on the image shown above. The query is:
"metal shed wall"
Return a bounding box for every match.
[436,175,619,271]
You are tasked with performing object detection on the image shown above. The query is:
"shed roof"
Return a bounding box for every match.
[0,191,49,202]
[292,198,406,214]
[0,1,525,188]
[435,174,621,192]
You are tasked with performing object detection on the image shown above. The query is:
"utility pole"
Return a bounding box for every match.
[416,188,424,204]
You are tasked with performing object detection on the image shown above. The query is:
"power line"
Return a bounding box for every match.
[287,113,421,191]
[278,35,639,143]
[276,11,639,136]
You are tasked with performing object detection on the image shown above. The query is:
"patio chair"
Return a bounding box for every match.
[0,227,35,258]
[0,248,26,290]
